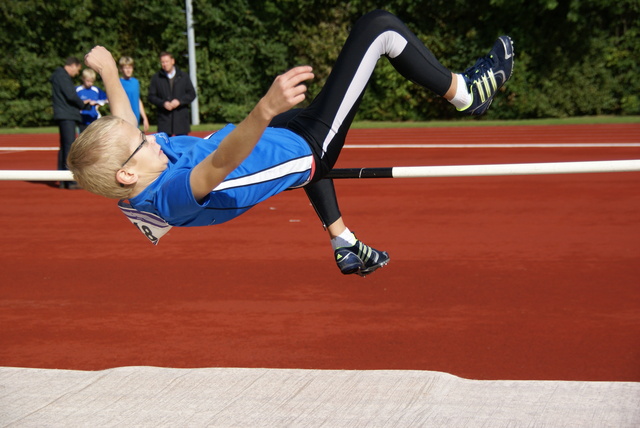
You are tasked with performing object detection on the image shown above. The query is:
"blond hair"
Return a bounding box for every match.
[119,56,134,67]
[67,116,134,199]
[81,68,96,80]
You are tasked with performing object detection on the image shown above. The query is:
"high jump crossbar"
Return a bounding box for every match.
[0,159,639,181]
[326,159,640,179]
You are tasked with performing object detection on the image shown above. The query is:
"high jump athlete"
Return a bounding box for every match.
[68,10,514,277]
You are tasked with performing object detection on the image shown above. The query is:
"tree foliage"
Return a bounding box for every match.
[0,0,638,127]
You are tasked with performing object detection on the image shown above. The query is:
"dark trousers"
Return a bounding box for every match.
[271,10,452,227]
[56,119,78,187]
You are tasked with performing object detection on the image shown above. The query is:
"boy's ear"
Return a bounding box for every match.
[116,168,138,187]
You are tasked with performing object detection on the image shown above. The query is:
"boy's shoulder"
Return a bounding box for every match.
[76,85,104,95]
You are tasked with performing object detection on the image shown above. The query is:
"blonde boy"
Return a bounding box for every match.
[119,56,149,132]
[75,68,108,132]
[68,11,513,276]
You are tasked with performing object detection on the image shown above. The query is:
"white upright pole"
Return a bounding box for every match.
[186,0,200,125]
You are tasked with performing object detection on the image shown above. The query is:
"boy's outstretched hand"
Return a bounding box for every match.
[258,66,314,121]
[190,65,314,202]
[84,46,117,75]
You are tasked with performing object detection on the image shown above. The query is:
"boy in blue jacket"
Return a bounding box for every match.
[68,11,514,276]
[76,68,108,133]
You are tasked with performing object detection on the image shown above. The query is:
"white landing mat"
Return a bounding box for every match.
[1,366,639,427]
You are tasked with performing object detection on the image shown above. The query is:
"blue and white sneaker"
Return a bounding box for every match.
[459,36,514,115]
[334,239,390,277]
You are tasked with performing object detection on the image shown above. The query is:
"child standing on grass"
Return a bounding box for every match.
[67,10,514,276]
[75,69,108,133]
[119,56,149,132]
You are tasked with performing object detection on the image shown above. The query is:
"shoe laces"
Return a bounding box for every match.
[463,54,495,80]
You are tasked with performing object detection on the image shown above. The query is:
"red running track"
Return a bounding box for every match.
[1,123,639,381]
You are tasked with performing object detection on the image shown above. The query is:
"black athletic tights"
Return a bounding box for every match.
[270,10,453,228]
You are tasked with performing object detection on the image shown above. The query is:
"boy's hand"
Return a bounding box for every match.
[190,65,313,202]
[258,66,314,120]
[84,46,117,75]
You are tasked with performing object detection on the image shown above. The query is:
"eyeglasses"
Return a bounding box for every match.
[121,133,147,167]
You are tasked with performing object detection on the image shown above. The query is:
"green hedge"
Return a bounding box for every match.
[1,0,638,127]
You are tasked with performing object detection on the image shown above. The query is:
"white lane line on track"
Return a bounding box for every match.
[1,143,640,153]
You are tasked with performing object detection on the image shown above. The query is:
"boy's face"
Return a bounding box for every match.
[120,123,169,175]
[121,64,134,79]
[82,77,94,89]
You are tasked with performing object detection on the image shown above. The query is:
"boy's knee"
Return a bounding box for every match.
[356,10,400,30]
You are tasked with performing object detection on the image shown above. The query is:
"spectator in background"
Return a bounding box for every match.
[119,56,149,132]
[148,51,196,136]
[76,68,108,133]
[50,56,85,189]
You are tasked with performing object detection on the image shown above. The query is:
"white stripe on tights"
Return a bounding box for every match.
[321,31,408,156]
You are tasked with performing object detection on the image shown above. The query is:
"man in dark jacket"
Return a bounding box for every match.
[50,56,85,188]
[148,52,196,136]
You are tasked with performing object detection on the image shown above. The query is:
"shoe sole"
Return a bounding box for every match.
[357,254,390,277]
[499,36,515,81]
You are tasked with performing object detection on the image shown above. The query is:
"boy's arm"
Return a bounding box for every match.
[84,46,137,127]
[97,87,109,104]
[189,66,314,202]
[139,98,149,132]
